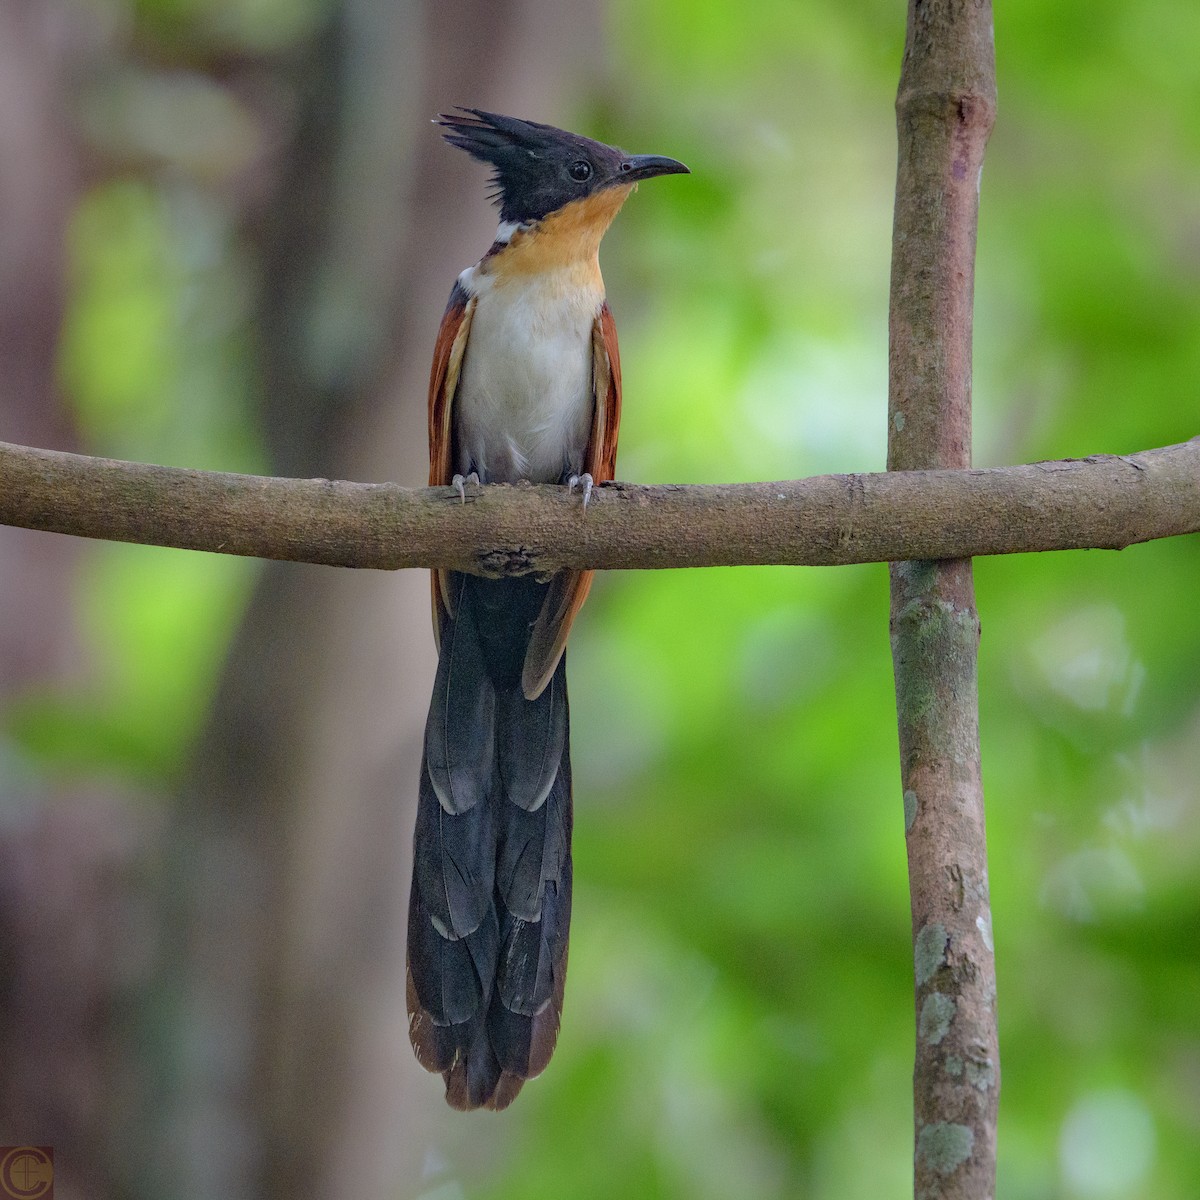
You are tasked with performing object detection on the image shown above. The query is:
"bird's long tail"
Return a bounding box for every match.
[407,572,573,1110]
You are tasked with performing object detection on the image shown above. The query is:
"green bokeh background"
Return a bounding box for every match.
[5,0,1199,1197]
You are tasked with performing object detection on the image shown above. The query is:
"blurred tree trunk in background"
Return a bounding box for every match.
[0,0,83,687]
[0,6,129,1199]
[150,2,600,1198]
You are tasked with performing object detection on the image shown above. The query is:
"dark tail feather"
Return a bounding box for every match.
[408,574,573,1110]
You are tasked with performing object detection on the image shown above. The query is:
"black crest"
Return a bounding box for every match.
[437,109,688,225]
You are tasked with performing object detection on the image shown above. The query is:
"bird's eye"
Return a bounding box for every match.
[568,160,593,182]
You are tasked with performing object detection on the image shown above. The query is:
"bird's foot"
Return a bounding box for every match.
[566,472,594,509]
[451,472,481,504]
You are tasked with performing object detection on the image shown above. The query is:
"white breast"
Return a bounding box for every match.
[454,266,601,485]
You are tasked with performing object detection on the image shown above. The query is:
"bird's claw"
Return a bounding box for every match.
[451,472,481,504]
[567,472,594,509]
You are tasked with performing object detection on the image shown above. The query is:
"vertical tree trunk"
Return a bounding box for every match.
[886,3,999,1198]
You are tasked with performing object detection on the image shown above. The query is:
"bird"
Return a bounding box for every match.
[406,109,688,1110]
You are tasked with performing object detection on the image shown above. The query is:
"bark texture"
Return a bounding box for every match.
[887,2,999,1198]
[1,436,1196,571]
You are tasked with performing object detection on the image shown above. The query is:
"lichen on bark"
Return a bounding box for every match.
[887,1,1000,1198]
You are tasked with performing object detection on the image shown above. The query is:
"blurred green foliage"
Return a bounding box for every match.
[8,0,1199,1196]
[16,175,262,779]
[131,0,330,52]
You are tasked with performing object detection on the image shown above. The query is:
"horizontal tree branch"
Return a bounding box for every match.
[0,437,1197,573]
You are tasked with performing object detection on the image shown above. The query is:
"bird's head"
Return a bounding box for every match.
[437,109,689,227]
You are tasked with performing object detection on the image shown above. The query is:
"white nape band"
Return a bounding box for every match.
[494,220,529,244]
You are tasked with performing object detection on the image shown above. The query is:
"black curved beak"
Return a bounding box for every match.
[618,154,690,183]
